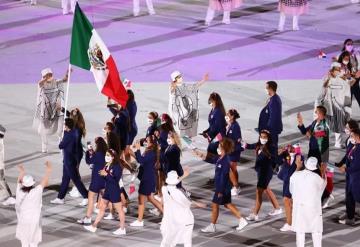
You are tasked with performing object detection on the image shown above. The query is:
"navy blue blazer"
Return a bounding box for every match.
[74,128,84,164]
[158,129,169,152]
[135,150,157,182]
[347,144,360,201]
[208,155,231,194]
[226,121,243,154]
[127,101,138,133]
[146,122,158,138]
[114,109,130,148]
[104,163,122,188]
[204,107,226,140]
[59,129,77,167]
[164,145,183,177]
[258,94,283,135]
[247,143,276,172]
[85,151,106,181]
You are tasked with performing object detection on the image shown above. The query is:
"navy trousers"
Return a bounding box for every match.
[58,164,88,199]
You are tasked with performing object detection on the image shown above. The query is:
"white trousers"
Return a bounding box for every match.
[21,241,38,247]
[133,0,155,15]
[62,0,77,14]
[205,7,231,24]
[278,12,299,30]
[296,232,322,247]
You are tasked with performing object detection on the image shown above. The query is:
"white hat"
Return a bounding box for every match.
[305,157,318,171]
[41,68,53,77]
[166,171,180,185]
[22,175,35,187]
[171,71,181,82]
[331,62,341,69]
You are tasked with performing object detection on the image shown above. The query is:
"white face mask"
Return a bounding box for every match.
[102,128,107,135]
[209,102,214,108]
[225,116,230,123]
[346,45,353,52]
[343,60,349,65]
[339,70,345,77]
[217,148,222,155]
[345,128,351,135]
[167,138,173,145]
[105,156,112,163]
[334,71,341,77]
[260,138,268,145]
[143,142,148,148]
[265,89,270,95]
[147,118,154,125]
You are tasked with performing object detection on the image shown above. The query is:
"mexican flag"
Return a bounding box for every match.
[70,3,128,107]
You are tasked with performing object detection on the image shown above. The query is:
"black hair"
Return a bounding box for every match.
[316,105,327,116]
[208,92,226,116]
[338,51,353,72]
[352,128,360,137]
[266,81,278,92]
[126,89,135,108]
[21,185,34,193]
[0,134,3,139]
[95,137,108,154]
[342,39,353,52]
[347,119,359,131]
[228,109,240,119]
[65,118,74,130]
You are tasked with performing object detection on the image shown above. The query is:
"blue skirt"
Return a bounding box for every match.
[212,192,231,205]
[229,151,241,162]
[103,186,121,203]
[139,180,155,196]
[256,168,273,189]
[89,181,105,194]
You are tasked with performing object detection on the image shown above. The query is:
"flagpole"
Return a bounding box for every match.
[62,64,72,138]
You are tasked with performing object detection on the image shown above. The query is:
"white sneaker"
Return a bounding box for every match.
[148,10,156,15]
[280,223,292,232]
[94,207,100,214]
[104,213,114,220]
[69,187,81,198]
[50,198,65,204]
[113,227,126,235]
[201,223,216,233]
[149,208,160,216]
[236,218,248,231]
[130,220,144,227]
[222,19,231,25]
[123,207,128,214]
[292,25,300,31]
[79,199,88,206]
[2,197,16,206]
[84,225,97,233]
[322,194,334,209]
[268,208,283,216]
[154,195,162,202]
[231,186,241,196]
[77,217,91,224]
[246,213,259,221]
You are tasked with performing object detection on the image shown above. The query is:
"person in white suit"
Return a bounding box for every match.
[290,157,327,247]
[160,169,205,247]
[15,162,52,247]
[133,0,155,16]
[62,0,78,15]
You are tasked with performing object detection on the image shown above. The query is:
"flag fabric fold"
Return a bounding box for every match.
[70,3,128,107]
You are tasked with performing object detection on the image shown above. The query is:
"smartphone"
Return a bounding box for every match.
[87,141,92,150]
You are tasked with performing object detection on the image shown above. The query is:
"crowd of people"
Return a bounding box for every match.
[17,0,360,29]
[1,38,360,247]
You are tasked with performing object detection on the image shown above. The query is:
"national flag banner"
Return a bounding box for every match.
[70,3,128,107]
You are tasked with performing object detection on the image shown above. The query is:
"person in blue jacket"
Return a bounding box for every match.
[104,122,121,155]
[50,118,88,205]
[68,108,87,199]
[339,128,360,225]
[125,89,138,161]
[197,138,248,233]
[336,119,360,221]
[163,131,184,188]
[258,81,283,151]
[225,109,244,196]
[77,137,108,225]
[244,130,282,222]
[84,149,126,235]
[277,145,304,232]
[130,135,163,227]
[114,106,130,154]
[154,113,175,196]
[202,92,226,161]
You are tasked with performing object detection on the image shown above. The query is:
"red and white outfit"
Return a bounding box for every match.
[205,0,242,25]
[278,0,309,31]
